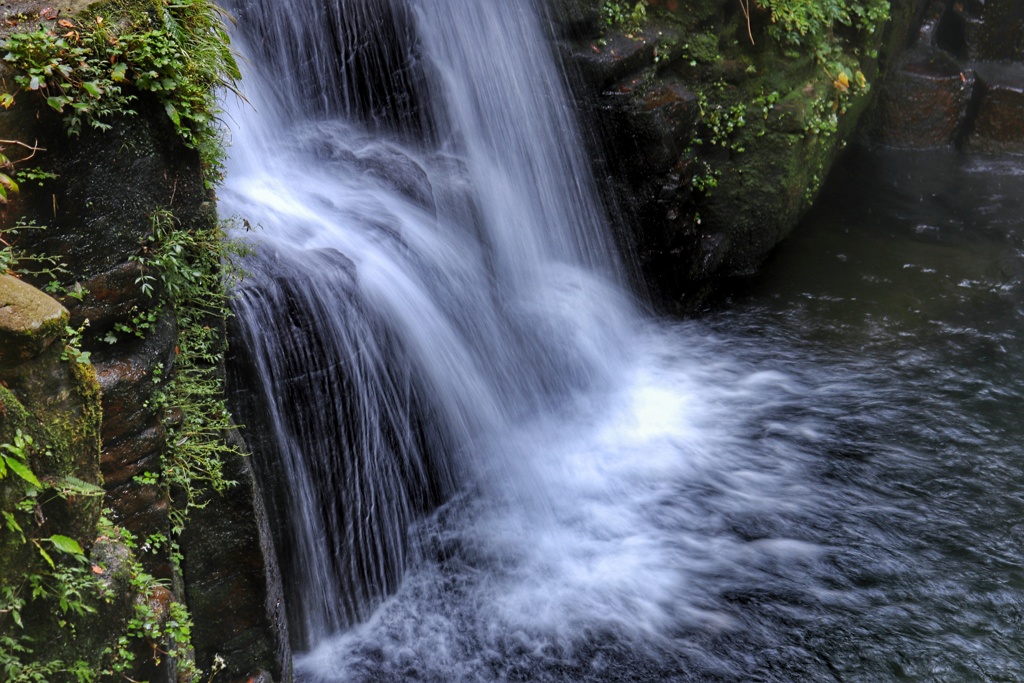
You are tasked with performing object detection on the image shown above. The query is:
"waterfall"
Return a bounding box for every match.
[220,1,830,680]
[222,0,636,650]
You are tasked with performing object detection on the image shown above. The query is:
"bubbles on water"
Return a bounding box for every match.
[290,324,837,683]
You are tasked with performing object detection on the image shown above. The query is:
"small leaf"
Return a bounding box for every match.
[0,173,19,194]
[5,456,41,488]
[48,534,84,556]
[82,81,102,98]
[37,544,55,568]
[111,62,127,82]
[28,75,40,91]
[0,93,14,109]
[3,510,22,534]
[164,102,180,127]
[46,96,66,112]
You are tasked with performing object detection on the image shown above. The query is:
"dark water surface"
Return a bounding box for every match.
[702,147,1024,681]
[281,149,1024,683]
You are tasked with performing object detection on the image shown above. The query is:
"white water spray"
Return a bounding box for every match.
[221,0,824,679]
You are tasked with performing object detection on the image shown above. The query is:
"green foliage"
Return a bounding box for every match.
[1,468,201,683]
[12,166,58,189]
[1,221,95,368]
[61,322,93,366]
[0,221,88,306]
[754,0,888,114]
[685,0,889,198]
[0,211,240,682]
[601,0,649,33]
[0,431,42,490]
[695,89,748,152]
[112,532,197,680]
[102,306,159,344]
[0,6,242,678]
[0,149,20,206]
[757,0,889,50]
[0,525,199,683]
[2,0,240,184]
[0,434,109,683]
[688,85,749,196]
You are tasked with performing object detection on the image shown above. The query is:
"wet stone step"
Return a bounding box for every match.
[966,61,1024,155]
[870,49,975,149]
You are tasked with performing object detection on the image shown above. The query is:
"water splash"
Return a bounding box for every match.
[220,0,828,675]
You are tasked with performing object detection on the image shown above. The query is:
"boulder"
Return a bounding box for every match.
[555,0,923,310]
[0,274,67,365]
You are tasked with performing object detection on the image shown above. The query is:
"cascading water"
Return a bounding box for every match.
[219,0,1024,680]
[222,0,643,652]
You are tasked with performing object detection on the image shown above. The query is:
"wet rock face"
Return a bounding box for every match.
[94,310,177,578]
[15,106,209,282]
[180,447,292,683]
[868,0,1024,153]
[958,0,1024,62]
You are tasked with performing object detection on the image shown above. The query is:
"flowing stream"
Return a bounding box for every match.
[219,1,1024,681]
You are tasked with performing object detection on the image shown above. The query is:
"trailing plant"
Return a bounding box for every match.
[1,0,241,184]
[131,208,246,544]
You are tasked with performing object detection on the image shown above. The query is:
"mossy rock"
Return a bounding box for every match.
[0,274,68,365]
[556,0,926,311]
